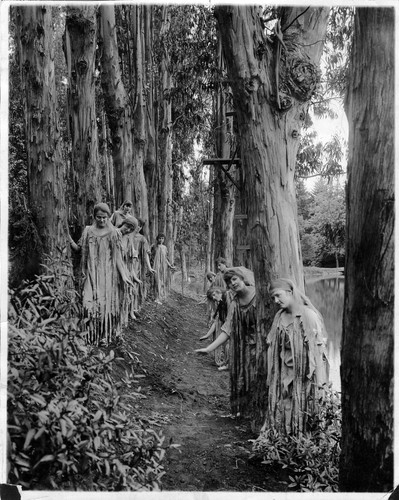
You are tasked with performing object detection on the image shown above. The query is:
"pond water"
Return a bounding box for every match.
[305,276,344,392]
[177,271,344,391]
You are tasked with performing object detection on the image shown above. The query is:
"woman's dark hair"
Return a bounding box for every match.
[156,233,165,242]
[216,256,227,265]
[206,286,224,301]
[223,268,246,285]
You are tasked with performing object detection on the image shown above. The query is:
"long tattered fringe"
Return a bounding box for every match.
[84,309,122,345]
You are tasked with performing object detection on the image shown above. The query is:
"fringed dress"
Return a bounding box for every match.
[152,244,170,300]
[133,233,151,309]
[221,290,257,416]
[260,308,329,436]
[213,296,229,367]
[120,231,138,325]
[110,209,126,228]
[79,225,124,345]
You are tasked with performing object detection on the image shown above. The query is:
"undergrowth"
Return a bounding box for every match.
[252,388,341,492]
[7,271,166,491]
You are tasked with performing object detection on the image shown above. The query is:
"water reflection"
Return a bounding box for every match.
[305,276,344,392]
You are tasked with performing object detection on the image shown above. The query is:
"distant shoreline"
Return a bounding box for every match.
[304,266,344,282]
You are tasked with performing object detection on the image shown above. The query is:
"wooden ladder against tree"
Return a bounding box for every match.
[202,154,251,267]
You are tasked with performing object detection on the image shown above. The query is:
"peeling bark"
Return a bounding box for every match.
[158,6,174,261]
[16,5,71,282]
[212,35,236,267]
[99,5,149,226]
[340,8,394,491]
[64,6,101,230]
[143,6,158,242]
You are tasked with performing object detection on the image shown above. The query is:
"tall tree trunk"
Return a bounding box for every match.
[206,164,215,273]
[99,5,149,227]
[143,5,158,242]
[213,35,236,266]
[158,6,174,258]
[99,108,114,206]
[64,6,101,232]
[340,8,394,491]
[215,6,329,429]
[16,5,71,283]
[131,5,150,236]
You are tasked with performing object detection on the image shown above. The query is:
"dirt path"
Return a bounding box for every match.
[113,282,288,492]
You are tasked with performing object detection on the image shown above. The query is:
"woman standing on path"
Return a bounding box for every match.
[118,215,142,324]
[68,203,134,345]
[132,218,154,310]
[110,200,133,228]
[195,267,257,417]
[151,234,175,303]
[259,278,329,438]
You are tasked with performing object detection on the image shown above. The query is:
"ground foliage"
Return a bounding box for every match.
[7,271,166,491]
[252,387,341,492]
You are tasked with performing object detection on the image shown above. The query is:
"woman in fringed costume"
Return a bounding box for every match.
[68,203,133,345]
[258,278,329,438]
[132,218,154,310]
[200,286,229,370]
[110,200,133,228]
[151,233,175,303]
[205,271,217,326]
[196,267,257,416]
[118,216,142,324]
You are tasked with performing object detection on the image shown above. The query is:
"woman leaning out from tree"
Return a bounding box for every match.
[257,278,329,441]
[200,286,229,370]
[196,267,257,417]
[151,233,175,303]
[117,215,143,324]
[68,202,134,345]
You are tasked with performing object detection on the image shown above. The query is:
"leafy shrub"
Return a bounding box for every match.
[252,388,341,492]
[8,273,165,491]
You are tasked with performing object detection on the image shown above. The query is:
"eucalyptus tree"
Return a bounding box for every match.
[115,5,157,240]
[340,7,394,491]
[64,6,101,232]
[157,6,174,258]
[99,5,149,228]
[304,179,346,267]
[211,35,236,269]
[215,6,330,427]
[154,5,218,262]
[15,5,71,284]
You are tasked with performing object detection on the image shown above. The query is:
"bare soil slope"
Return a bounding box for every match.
[112,278,288,492]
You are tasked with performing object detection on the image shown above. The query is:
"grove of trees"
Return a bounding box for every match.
[7,4,393,493]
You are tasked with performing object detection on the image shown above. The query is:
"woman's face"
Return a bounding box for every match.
[212,290,223,302]
[95,210,109,228]
[158,237,165,244]
[229,275,245,293]
[272,289,293,310]
[217,263,227,272]
[120,225,134,235]
[123,203,132,214]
